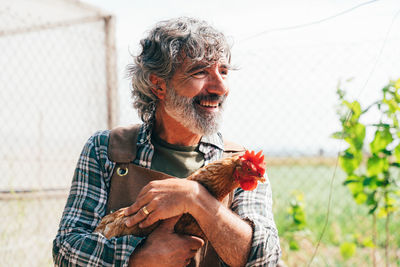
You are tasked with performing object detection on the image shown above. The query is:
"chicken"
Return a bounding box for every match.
[94,150,266,240]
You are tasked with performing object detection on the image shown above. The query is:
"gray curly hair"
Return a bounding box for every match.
[127,17,232,123]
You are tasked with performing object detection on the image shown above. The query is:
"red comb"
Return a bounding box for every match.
[240,150,266,176]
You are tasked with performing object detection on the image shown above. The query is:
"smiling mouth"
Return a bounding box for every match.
[198,100,221,108]
[194,94,226,110]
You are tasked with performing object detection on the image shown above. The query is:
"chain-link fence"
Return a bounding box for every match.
[229,37,400,265]
[1,0,400,266]
[222,15,400,265]
[0,0,117,265]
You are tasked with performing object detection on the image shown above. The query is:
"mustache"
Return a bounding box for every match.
[193,94,227,104]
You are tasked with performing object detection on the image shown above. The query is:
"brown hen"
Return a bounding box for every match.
[94,150,266,240]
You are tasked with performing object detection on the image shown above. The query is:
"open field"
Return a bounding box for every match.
[1,159,399,266]
[268,163,400,266]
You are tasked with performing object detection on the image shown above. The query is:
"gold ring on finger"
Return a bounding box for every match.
[142,206,150,215]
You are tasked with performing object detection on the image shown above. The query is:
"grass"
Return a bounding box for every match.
[268,163,400,266]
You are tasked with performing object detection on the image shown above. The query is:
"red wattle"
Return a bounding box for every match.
[239,179,258,191]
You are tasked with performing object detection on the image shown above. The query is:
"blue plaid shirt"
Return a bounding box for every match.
[53,123,281,266]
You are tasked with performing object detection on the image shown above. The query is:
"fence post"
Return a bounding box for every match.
[104,15,118,129]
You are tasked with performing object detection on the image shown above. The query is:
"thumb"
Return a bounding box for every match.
[159,215,182,232]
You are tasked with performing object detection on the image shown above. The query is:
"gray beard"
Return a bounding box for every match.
[164,86,226,136]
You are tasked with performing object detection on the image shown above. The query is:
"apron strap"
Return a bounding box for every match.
[108,124,141,163]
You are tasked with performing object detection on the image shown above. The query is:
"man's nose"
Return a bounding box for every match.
[207,70,229,96]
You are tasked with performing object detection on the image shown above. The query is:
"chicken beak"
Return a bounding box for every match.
[251,175,266,183]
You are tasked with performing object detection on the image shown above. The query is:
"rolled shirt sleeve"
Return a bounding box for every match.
[230,174,281,267]
[52,131,145,266]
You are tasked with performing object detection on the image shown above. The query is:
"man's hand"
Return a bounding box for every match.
[124,178,199,228]
[128,216,204,267]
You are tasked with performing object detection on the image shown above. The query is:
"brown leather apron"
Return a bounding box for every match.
[106,124,245,267]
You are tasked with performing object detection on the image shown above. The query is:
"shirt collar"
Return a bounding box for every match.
[138,121,224,150]
[135,121,224,168]
[137,121,153,146]
[199,132,224,151]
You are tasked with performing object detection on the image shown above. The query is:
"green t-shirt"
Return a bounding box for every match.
[150,134,204,178]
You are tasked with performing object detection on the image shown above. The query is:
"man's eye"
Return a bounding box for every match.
[192,71,206,77]
[220,69,229,76]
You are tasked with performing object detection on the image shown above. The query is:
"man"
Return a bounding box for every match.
[53,17,281,267]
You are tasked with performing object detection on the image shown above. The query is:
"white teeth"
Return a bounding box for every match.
[200,100,219,108]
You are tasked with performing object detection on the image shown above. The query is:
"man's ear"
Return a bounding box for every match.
[149,74,167,100]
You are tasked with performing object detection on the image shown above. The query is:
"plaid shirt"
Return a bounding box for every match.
[53,124,281,267]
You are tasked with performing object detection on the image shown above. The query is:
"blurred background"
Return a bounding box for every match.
[0,0,399,266]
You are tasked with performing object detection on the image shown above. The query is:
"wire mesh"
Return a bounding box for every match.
[224,32,400,265]
[0,1,114,266]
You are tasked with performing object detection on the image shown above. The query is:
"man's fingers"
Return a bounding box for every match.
[139,209,173,228]
[124,202,141,216]
[125,201,155,227]
[124,192,154,216]
[125,211,143,228]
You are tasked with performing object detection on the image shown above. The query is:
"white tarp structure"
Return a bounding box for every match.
[0,0,117,265]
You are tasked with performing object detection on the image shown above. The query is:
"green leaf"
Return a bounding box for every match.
[395,78,400,89]
[345,123,365,150]
[289,239,300,251]
[394,90,400,103]
[363,176,378,190]
[369,203,378,214]
[366,191,377,206]
[340,242,356,260]
[392,115,399,128]
[394,144,400,163]
[290,204,306,229]
[347,182,367,204]
[381,149,392,156]
[288,191,307,231]
[352,102,362,121]
[331,131,347,139]
[339,149,362,174]
[354,192,367,204]
[361,237,375,248]
[343,174,361,185]
[376,179,389,187]
[293,211,306,226]
[390,162,400,167]
[382,84,390,93]
[343,179,358,185]
[383,98,399,114]
[370,127,393,154]
[336,86,345,100]
[343,100,362,123]
[367,155,389,177]
[371,123,390,128]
